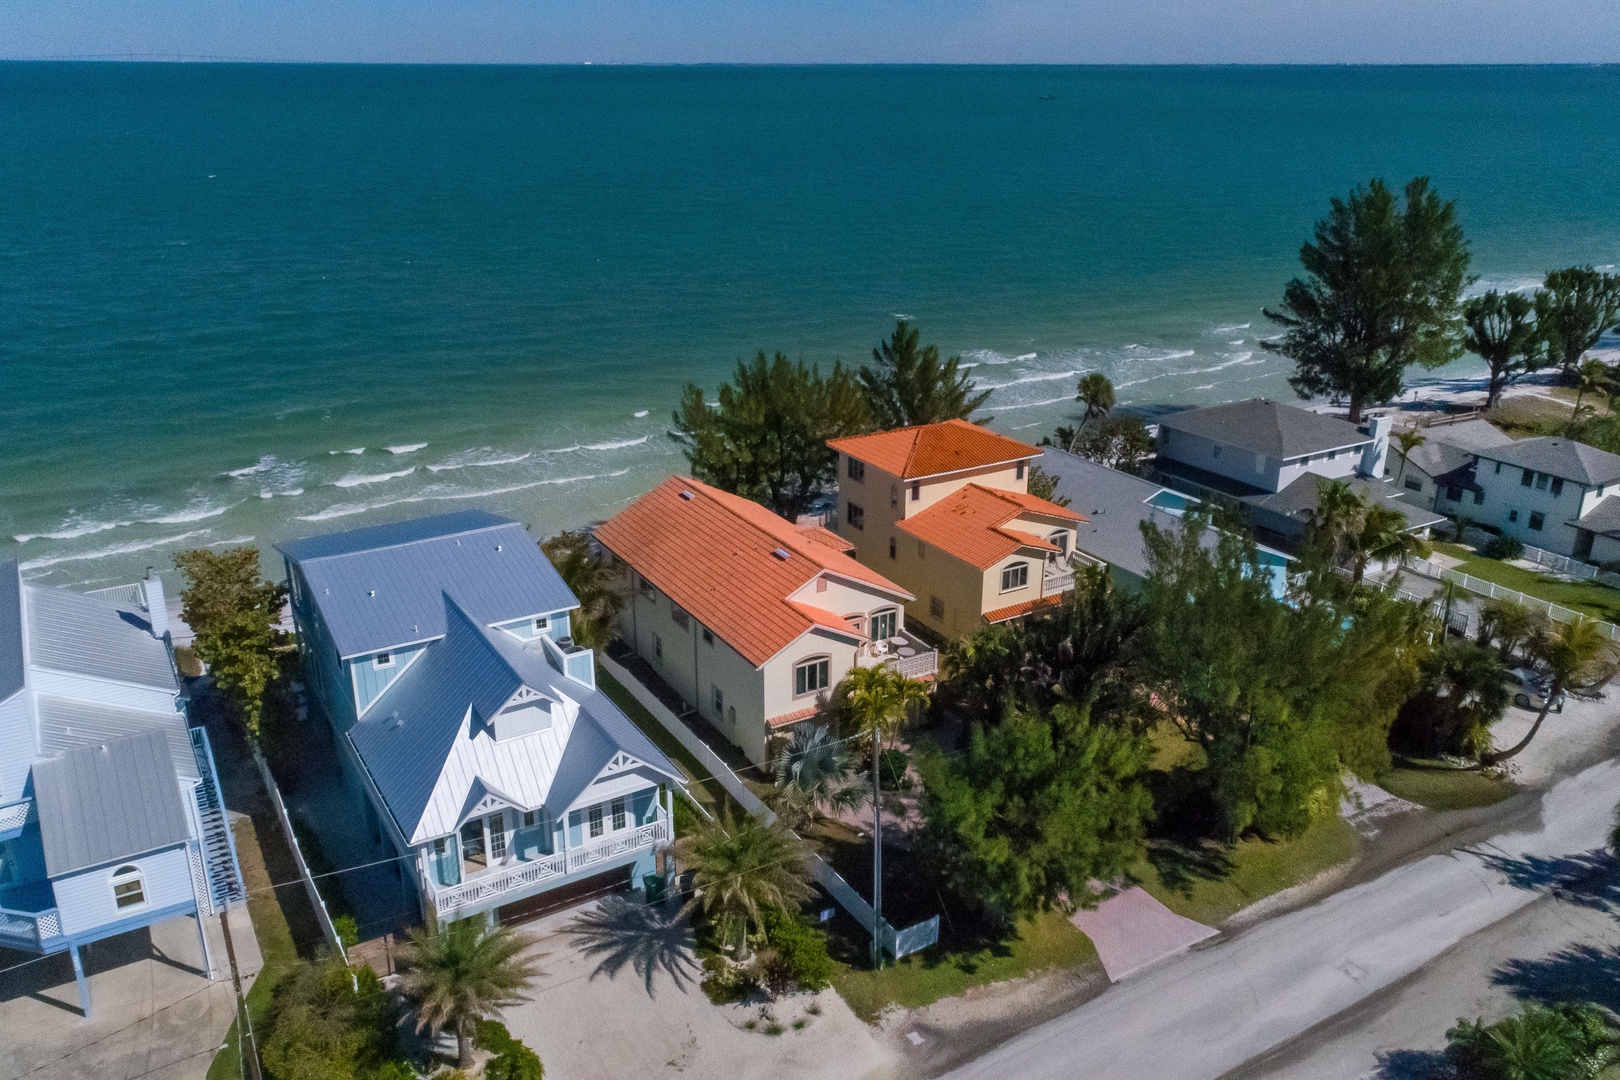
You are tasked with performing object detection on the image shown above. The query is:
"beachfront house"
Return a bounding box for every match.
[1460,437,1620,562]
[277,511,684,926]
[1388,419,1514,511]
[828,420,1086,632]
[595,477,932,766]
[1152,399,1442,547]
[0,561,242,1017]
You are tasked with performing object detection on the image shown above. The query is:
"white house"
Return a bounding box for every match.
[1462,437,1620,561]
[1389,419,1514,512]
[596,476,935,766]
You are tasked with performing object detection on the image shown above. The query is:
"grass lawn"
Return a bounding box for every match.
[1379,762,1518,811]
[1131,815,1360,927]
[829,908,1097,1023]
[1430,542,1620,623]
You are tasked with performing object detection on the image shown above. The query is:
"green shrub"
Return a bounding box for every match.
[261,958,398,1080]
[759,909,833,992]
[699,953,753,1005]
[473,1018,543,1080]
[333,914,359,949]
[362,1062,417,1080]
[878,749,909,791]
[1480,534,1525,561]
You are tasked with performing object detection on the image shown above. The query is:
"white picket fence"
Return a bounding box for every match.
[1402,559,1620,642]
[252,747,348,963]
[599,654,938,959]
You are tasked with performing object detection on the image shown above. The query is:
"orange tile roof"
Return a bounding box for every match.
[796,526,855,554]
[984,595,1064,624]
[896,484,1085,571]
[594,476,911,668]
[827,419,1039,480]
[767,705,821,729]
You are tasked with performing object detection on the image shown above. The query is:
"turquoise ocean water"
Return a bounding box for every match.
[2,63,1618,586]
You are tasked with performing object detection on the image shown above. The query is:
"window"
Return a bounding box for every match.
[1473,490,1485,505]
[1016,461,1026,481]
[1050,530,1069,556]
[1530,511,1546,531]
[431,837,458,887]
[1001,562,1030,592]
[847,457,865,482]
[522,809,540,828]
[846,502,865,530]
[654,634,663,662]
[461,819,486,868]
[1446,485,1463,502]
[1328,449,1338,460]
[671,605,690,631]
[871,608,898,642]
[890,484,899,509]
[1536,473,1550,491]
[794,657,830,696]
[488,812,507,860]
[816,577,828,593]
[638,576,655,599]
[0,840,13,885]
[702,627,714,646]
[1509,509,1520,523]
[588,805,604,838]
[533,616,549,633]
[727,705,736,728]
[374,651,394,669]
[1552,477,1565,497]
[1404,478,1423,492]
[1495,461,1503,474]
[712,684,724,717]
[888,537,897,560]
[612,798,627,831]
[1522,468,1534,487]
[929,595,945,620]
[111,865,145,909]
[910,482,921,502]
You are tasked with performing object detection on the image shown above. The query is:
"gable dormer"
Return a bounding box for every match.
[490,684,554,741]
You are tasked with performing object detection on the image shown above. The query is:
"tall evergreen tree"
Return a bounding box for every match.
[670,351,869,519]
[1264,177,1471,422]
[1535,266,1620,378]
[175,546,287,740]
[859,320,990,428]
[1463,289,1541,409]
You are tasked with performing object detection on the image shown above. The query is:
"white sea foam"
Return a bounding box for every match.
[259,488,305,500]
[298,468,633,523]
[207,535,256,548]
[426,450,532,473]
[14,518,131,543]
[982,369,1079,391]
[144,500,239,525]
[386,443,429,455]
[20,530,213,570]
[961,349,1024,367]
[332,467,416,488]
[547,435,651,454]
[225,456,280,478]
[1181,353,1255,376]
[1229,339,1245,346]
[995,394,1075,412]
[1212,323,1251,333]
[329,447,366,456]
[634,410,649,418]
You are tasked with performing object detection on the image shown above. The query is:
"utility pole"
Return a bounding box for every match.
[871,741,883,970]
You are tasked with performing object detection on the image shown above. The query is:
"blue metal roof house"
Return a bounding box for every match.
[0,561,243,1017]
[276,511,684,926]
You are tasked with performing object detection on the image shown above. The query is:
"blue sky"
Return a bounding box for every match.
[3,0,1619,64]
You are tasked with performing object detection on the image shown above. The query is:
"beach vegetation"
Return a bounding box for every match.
[1025,462,1069,505]
[539,529,622,650]
[1045,413,1153,471]
[1389,639,1512,760]
[677,807,814,955]
[1391,427,1426,487]
[1534,265,1620,379]
[1074,373,1116,431]
[770,722,864,828]
[395,919,543,1071]
[259,956,409,1080]
[858,319,990,428]
[1444,1002,1620,1080]
[1263,177,1471,422]
[175,545,289,740]
[1480,616,1618,768]
[915,702,1153,926]
[1463,289,1543,410]
[670,350,868,520]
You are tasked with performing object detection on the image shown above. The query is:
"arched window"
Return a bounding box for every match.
[111,864,145,909]
[794,656,830,697]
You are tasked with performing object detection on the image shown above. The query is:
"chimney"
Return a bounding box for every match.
[1359,415,1392,479]
[143,568,169,640]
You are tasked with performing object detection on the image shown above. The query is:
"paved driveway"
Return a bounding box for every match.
[504,897,895,1080]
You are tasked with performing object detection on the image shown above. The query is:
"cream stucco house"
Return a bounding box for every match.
[828,420,1086,634]
[595,477,936,766]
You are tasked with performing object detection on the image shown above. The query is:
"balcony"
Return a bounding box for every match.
[858,628,939,681]
[0,883,63,952]
[1043,564,1076,594]
[429,818,670,920]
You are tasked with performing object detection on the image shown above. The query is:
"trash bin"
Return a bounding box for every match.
[643,873,667,904]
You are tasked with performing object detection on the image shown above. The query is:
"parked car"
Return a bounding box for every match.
[1509,667,1565,712]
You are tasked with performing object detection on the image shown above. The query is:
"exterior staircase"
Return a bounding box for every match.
[190,726,247,912]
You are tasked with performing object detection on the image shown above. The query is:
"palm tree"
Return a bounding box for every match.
[1307,479,1368,568]
[841,664,930,966]
[1476,597,1545,660]
[1432,579,1468,638]
[1076,373,1116,427]
[1572,358,1618,417]
[772,722,863,825]
[1446,1002,1620,1080]
[1349,504,1431,584]
[395,918,543,1069]
[677,808,813,955]
[1391,428,1426,487]
[1480,616,1618,767]
[541,530,624,650]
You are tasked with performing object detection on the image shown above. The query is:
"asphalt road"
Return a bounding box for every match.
[940,758,1620,1080]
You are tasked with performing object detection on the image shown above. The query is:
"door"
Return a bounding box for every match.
[460,819,486,875]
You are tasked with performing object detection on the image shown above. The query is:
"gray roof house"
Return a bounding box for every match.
[0,561,241,1018]
[277,511,684,925]
[1458,436,1620,562]
[1391,419,1514,509]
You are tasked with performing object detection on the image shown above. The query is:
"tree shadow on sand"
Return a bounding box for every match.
[1494,942,1620,1013]
[1471,848,1620,912]
[565,896,699,998]
[1370,1048,1450,1080]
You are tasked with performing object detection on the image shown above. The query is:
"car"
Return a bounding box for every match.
[1509,666,1565,712]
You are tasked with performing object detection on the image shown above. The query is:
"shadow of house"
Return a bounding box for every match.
[565,896,698,997]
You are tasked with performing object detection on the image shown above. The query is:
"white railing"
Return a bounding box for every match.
[432,819,669,915]
[1044,568,1076,593]
[0,799,34,833]
[1402,560,1620,641]
[892,649,939,680]
[0,905,61,949]
[1519,544,1601,579]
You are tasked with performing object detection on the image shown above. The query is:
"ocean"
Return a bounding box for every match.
[3,63,1618,587]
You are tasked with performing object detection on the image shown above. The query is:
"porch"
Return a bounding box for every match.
[853,626,939,681]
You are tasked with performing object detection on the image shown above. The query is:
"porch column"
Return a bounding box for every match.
[195,909,215,980]
[68,943,90,1017]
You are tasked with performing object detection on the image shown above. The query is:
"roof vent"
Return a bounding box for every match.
[496,543,503,552]
[368,589,376,598]
[679,490,695,501]
[772,547,791,560]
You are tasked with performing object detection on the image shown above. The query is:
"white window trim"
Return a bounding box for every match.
[111,864,147,910]
[794,656,831,698]
[1000,561,1030,593]
[374,651,395,669]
